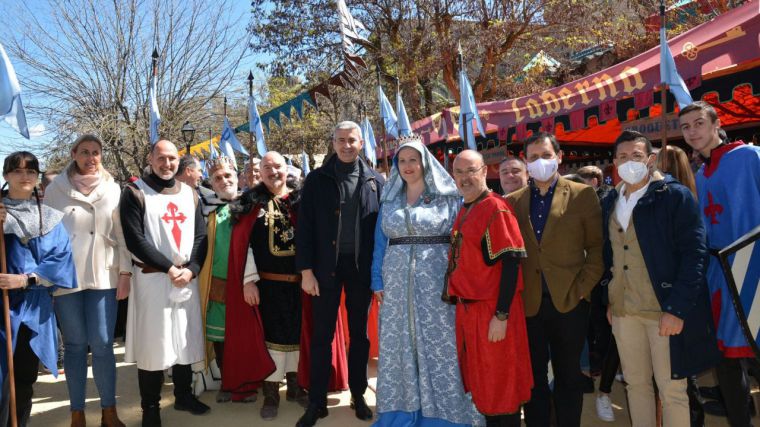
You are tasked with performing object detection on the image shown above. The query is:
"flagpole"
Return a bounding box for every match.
[457,42,469,152]
[223,96,227,118]
[209,128,213,154]
[660,0,669,157]
[248,71,255,157]
[1,220,18,427]
[376,66,389,173]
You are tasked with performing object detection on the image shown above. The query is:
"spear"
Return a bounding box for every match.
[1,225,18,427]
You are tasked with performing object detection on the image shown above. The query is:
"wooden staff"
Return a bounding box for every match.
[0,220,18,427]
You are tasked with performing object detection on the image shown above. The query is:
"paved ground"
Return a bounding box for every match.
[29,343,739,426]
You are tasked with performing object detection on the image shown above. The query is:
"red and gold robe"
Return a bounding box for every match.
[448,192,533,415]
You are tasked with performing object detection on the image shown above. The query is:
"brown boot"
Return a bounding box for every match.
[100,406,126,427]
[71,410,86,427]
[260,381,281,420]
[285,372,309,408]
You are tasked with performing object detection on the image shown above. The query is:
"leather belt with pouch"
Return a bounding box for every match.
[209,276,226,303]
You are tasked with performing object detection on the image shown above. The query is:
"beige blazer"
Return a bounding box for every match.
[507,177,604,317]
[44,171,131,295]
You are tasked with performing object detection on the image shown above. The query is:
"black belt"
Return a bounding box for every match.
[389,235,450,246]
[447,297,478,305]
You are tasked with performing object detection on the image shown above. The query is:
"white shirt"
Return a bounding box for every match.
[615,178,651,232]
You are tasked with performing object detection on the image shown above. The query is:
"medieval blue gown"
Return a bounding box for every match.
[370,140,483,427]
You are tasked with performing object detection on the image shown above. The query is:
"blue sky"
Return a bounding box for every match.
[0,0,268,179]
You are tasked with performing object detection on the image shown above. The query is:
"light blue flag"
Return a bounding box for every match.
[249,95,268,156]
[660,26,693,110]
[0,42,29,139]
[458,70,485,150]
[199,160,208,179]
[396,91,412,137]
[209,138,219,159]
[218,133,236,161]
[301,150,310,176]
[221,115,249,155]
[361,117,377,166]
[287,156,293,166]
[149,74,161,145]
[377,85,398,139]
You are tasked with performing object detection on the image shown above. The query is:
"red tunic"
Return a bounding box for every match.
[448,192,533,415]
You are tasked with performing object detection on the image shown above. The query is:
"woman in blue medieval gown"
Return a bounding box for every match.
[0,151,76,426]
[371,136,483,427]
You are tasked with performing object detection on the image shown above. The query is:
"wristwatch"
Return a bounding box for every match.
[495,310,509,321]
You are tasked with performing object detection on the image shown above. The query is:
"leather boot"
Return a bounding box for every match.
[286,372,309,408]
[141,404,161,427]
[260,381,281,420]
[687,376,705,427]
[71,410,86,427]
[101,406,126,427]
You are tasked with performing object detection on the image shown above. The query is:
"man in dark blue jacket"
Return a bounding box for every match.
[601,130,720,426]
[295,121,384,427]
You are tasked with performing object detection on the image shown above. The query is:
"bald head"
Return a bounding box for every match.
[261,151,288,194]
[452,149,488,203]
[453,150,484,168]
[150,140,180,180]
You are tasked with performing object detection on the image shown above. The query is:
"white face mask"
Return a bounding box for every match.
[527,158,558,182]
[617,160,649,185]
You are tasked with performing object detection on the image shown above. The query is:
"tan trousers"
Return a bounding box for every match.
[612,315,689,427]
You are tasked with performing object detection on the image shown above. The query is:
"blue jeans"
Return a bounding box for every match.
[55,289,118,410]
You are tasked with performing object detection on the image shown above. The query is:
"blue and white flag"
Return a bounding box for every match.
[149,74,161,145]
[377,85,397,139]
[199,159,209,179]
[0,42,29,139]
[396,91,412,137]
[458,70,485,151]
[221,115,249,155]
[301,150,310,176]
[218,133,236,161]
[660,25,693,109]
[718,225,760,359]
[209,138,219,159]
[249,95,267,156]
[361,117,377,166]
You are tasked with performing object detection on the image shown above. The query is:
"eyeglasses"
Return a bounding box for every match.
[452,165,485,177]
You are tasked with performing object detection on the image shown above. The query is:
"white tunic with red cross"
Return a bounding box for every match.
[125,179,204,371]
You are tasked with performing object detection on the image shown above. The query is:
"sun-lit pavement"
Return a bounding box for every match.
[29,342,738,426]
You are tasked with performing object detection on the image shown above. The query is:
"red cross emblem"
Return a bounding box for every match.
[704,191,724,225]
[162,202,187,248]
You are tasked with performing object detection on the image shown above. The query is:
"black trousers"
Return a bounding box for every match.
[308,254,372,408]
[598,335,620,394]
[0,325,38,427]
[587,285,611,374]
[716,356,754,427]
[524,295,589,427]
[137,364,193,408]
[485,414,521,427]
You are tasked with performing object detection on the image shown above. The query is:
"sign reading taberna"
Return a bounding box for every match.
[719,224,760,359]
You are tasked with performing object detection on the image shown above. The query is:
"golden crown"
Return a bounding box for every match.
[396,133,422,145]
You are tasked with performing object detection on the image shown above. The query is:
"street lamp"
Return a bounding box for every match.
[181,120,196,154]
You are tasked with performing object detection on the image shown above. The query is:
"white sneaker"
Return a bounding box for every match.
[596,394,615,422]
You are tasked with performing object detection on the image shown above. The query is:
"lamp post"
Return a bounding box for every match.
[181,120,196,154]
